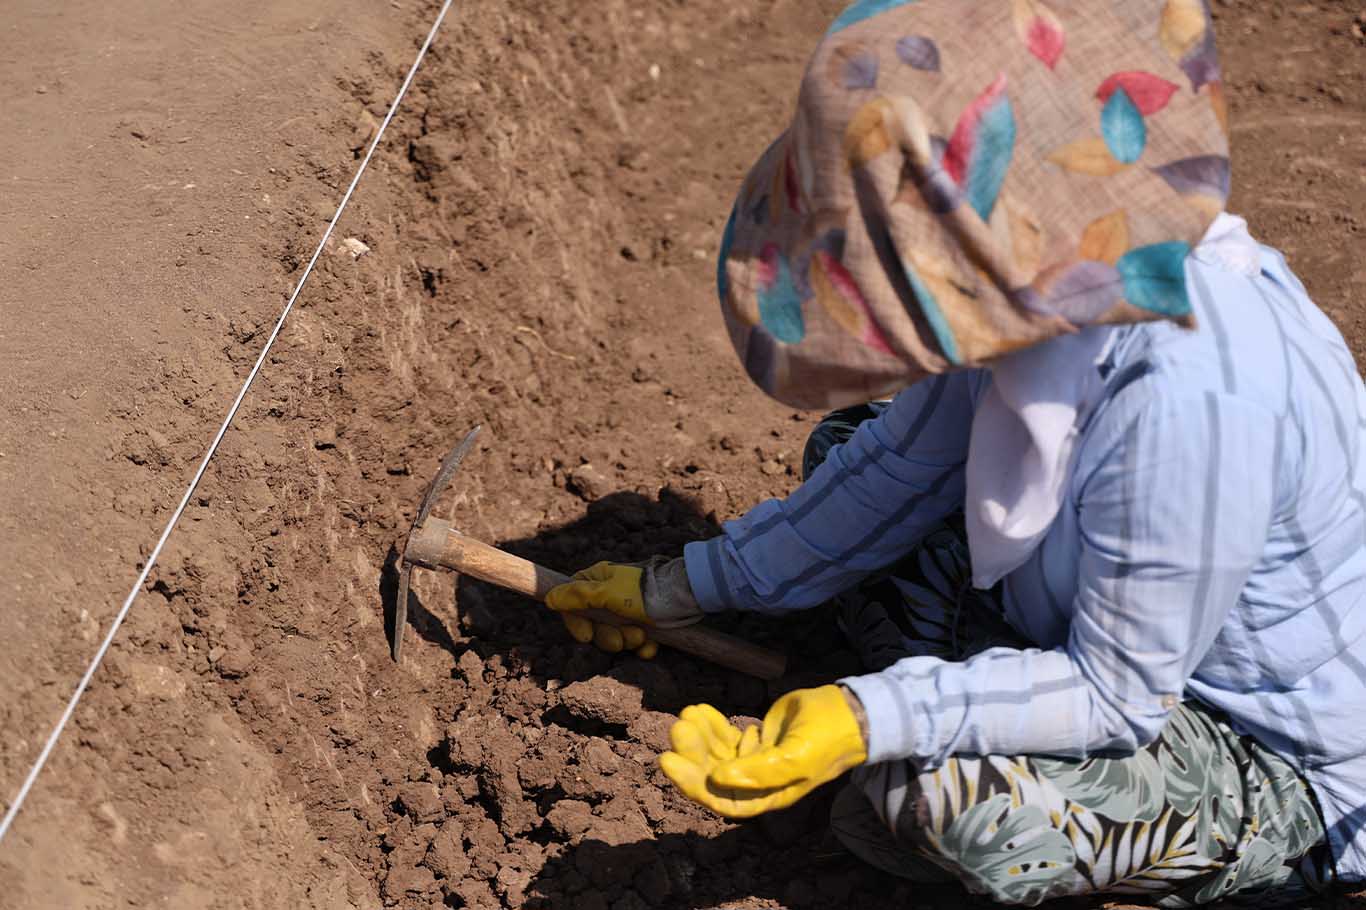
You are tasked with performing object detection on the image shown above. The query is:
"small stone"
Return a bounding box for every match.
[581,738,621,775]
[568,463,613,502]
[448,878,499,909]
[546,800,595,839]
[596,797,651,839]
[339,236,371,260]
[382,863,437,903]
[517,752,564,791]
[635,785,667,824]
[127,661,188,700]
[397,783,444,824]
[93,803,128,845]
[214,633,254,679]
[495,862,533,903]
[760,459,785,476]
[559,677,643,726]
[350,108,379,151]
[626,711,674,752]
[456,649,486,685]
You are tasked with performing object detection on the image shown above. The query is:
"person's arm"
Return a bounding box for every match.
[684,371,983,615]
[842,384,1279,765]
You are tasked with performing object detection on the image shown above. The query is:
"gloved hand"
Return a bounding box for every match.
[546,557,703,659]
[659,685,868,818]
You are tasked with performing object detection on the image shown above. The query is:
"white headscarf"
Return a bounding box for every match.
[964,213,1261,589]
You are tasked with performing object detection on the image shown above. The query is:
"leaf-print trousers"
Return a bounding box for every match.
[802,406,1335,907]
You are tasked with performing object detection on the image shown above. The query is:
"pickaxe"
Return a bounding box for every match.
[391,427,788,680]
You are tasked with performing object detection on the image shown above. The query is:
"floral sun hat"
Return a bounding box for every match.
[718,0,1230,410]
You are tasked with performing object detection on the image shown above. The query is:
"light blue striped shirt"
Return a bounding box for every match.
[684,247,1366,879]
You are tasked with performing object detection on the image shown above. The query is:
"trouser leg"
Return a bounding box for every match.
[832,702,1331,907]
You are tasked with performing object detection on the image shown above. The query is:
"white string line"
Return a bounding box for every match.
[0,0,456,844]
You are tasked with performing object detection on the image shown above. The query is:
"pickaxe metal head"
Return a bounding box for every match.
[392,425,481,662]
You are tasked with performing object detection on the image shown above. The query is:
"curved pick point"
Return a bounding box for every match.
[392,564,412,662]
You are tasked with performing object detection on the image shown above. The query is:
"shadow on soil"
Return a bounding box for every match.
[383,487,864,714]
[519,785,959,910]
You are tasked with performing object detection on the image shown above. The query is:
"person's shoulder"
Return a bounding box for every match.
[1116,268,1303,419]
[1083,323,1281,463]
[1104,322,1236,411]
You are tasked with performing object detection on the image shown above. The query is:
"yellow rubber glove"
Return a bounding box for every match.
[659,685,868,818]
[545,562,658,659]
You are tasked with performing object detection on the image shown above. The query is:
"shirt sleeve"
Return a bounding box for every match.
[842,385,1280,766]
[683,372,982,614]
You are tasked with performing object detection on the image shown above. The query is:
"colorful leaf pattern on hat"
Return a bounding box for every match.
[756,245,806,342]
[1078,211,1131,266]
[1096,72,1179,115]
[1048,138,1130,176]
[1159,0,1207,60]
[903,260,963,365]
[1043,261,1125,323]
[1208,82,1229,136]
[1160,0,1221,90]
[829,0,919,35]
[896,36,941,71]
[1152,155,1231,220]
[767,143,804,219]
[829,43,880,90]
[717,0,1230,409]
[1118,242,1194,316]
[812,251,894,353]
[1101,88,1147,163]
[944,74,1017,221]
[1012,0,1066,69]
[1179,29,1221,92]
[844,98,893,167]
[1007,203,1046,278]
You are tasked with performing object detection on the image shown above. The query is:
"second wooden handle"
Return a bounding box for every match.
[407,517,787,681]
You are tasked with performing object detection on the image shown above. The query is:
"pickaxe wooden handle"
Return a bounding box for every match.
[406,517,787,681]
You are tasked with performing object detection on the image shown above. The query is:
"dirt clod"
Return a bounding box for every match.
[559,677,644,727]
[396,783,444,825]
[568,463,614,502]
[546,800,595,840]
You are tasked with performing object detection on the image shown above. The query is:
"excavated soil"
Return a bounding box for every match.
[1,1,1363,908]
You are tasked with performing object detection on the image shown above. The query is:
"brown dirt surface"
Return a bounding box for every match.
[1,1,1362,908]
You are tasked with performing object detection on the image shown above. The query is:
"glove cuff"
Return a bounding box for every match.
[838,684,871,751]
[640,556,706,628]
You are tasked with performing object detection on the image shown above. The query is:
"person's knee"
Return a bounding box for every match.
[886,764,1082,905]
[830,780,958,885]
